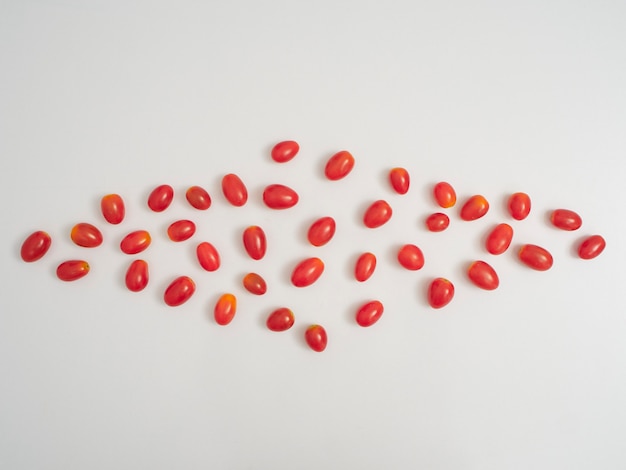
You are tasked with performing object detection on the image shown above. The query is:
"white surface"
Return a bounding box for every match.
[1,1,626,469]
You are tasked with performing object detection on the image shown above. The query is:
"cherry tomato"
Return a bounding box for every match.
[148,184,174,212]
[185,186,211,210]
[354,252,376,282]
[56,260,90,281]
[508,192,531,220]
[243,226,266,260]
[291,257,324,287]
[425,213,450,232]
[550,209,582,231]
[578,235,606,260]
[167,220,196,242]
[243,272,267,295]
[266,308,295,331]
[305,324,327,352]
[71,223,103,248]
[467,261,499,290]
[271,140,299,163]
[433,182,456,208]
[221,173,248,207]
[20,230,51,262]
[307,216,336,247]
[428,278,454,309]
[214,293,237,325]
[486,223,513,255]
[356,300,384,327]
[164,276,195,306]
[518,244,553,271]
[120,230,151,255]
[196,242,220,271]
[397,244,425,270]
[125,259,149,292]
[460,195,489,221]
[389,167,410,194]
[263,184,299,209]
[324,150,354,180]
[363,200,392,228]
[101,194,125,224]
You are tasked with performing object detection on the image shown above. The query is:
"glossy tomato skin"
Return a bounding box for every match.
[324,150,354,180]
[508,193,531,220]
[425,213,450,232]
[243,273,267,295]
[101,194,125,224]
[363,200,392,228]
[196,242,220,271]
[291,257,324,287]
[460,195,490,221]
[578,235,606,260]
[271,140,299,163]
[433,182,456,208]
[148,184,174,212]
[550,209,582,231]
[518,244,553,271]
[266,308,295,331]
[243,226,267,260]
[185,186,211,210]
[389,168,410,194]
[221,174,248,207]
[354,252,376,282]
[486,223,514,255]
[21,231,52,262]
[71,223,103,248]
[120,230,151,255]
[56,260,90,281]
[356,300,384,327]
[305,324,327,352]
[214,293,237,325]
[167,220,196,242]
[428,278,455,309]
[467,261,499,290]
[125,259,149,292]
[397,244,425,270]
[263,184,299,209]
[164,276,195,306]
[307,217,336,247]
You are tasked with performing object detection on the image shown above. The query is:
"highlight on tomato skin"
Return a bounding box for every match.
[363,200,393,228]
[266,308,295,332]
[185,186,211,210]
[305,324,327,352]
[242,272,267,295]
[485,223,514,255]
[167,220,196,242]
[20,230,52,262]
[578,235,606,260]
[460,195,490,221]
[214,293,237,325]
[148,184,174,212]
[101,194,125,224]
[125,259,149,292]
[427,278,455,309]
[324,150,354,181]
[508,192,531,220]
[354,252,377,282]
[433,182,457,208]
[307,216,336,247]
[518,244,553,271]
[262,184,299,209]
[56,260,90,282]
[70,223,103,248]
[271,140,299,163]
[550,209,582,231]
[242,226,267,260]
[389,167,410,195]
[467,260,499,290]
[356,300,384,327]
[163,276,196,306]
[221,173,248,207]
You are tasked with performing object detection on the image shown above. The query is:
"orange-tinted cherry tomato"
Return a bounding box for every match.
[307,216,336,247]
[56,260,90,281]
[120,230,151,255]
[70,223,103,248]
[508,192,531,220]
[356,300,384,327]
[389,167,410,195]
[271,140,299,163]
[214,293,237,325]
[305,324,327,352]
[243,272,267,295]
[425,213,450,232]
[578,235,606,260]
[550,209,582,231]
[221,173,248,207]
[291,257,324,287]
[196,242,220,271]
[397,244,425,270]
[363,200,392,228]
[243,226,266,260]
[185,186,211,210]
[263,184,299,209]
[354,252,376,282]
[101,194,125,224]
[486,223,513,255]
[460,195,489,221]
[467,261,499,290]
[148,184,174,212]
[428,278,454,309]
[20,230,52,262]
[125,259,149,292]
[325,150,354,180]
[164,276,195,306]
[167,220,196,242]
[266,308,295,332]
[518,244,553,271]
[433,182,456,208]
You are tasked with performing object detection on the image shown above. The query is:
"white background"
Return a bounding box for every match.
[1,1,625,469]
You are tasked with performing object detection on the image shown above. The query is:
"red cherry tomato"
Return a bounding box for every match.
[389,168,410,194]
[20,230,52,262]
[120,230,151,255]
[433,182,456,208]
[397,244,425,270]
[167,220,196,242]
[324,150,354,180]
[354,252,376,282]
[221,174,248,207]
[467,261,499,290]
[363,200,392,228]
[243,273,267,295]
[307,216,336,247]
[508,192,531,220]
[305,324,327,352]
[101,194,125,224]
[266,308,295,331]
[70,223,103,248]
[125,259,149,292]
[214,293,237,325]
[578,235,606,260]
[164,276,195,306]
[486,223,513,255]
[196,242,220,271]
[460,195,489,221]
[271,140,299,163]
[291,257,324,287]
[243,226,266,260]
[148,184,174,212]
[550,209,582,231]
[518,244,553,271]
[185,186,211,210]
[428,278,454,309]
[356,300,384,327]
[263,184,299,209]
[425,213,450,232]
[56,260,90,281]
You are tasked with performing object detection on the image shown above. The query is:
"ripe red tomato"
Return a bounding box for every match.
[243,273,267,295]
[185,186,211,210]
[467,261,499,290]
[354,252,376,282]
[433,182,456,208]
[425,213,450,232]
[148,184,174,212]
[214,293,237,325]
[262,184,299,209]
[167,220,196,242]
[305,324,327,352]
[20,230,52,262]
[291,257,324,287]
[101,194,125,224]
[324,150,354,180]
[71,223,103,248]
[485,223,513,255]
[460,195,489,221]
[389,168,410,194]
[164,276,195,306]
[508,192,531,220]
[125,259,149,292]
[266,308,295,331]
[363,200,392,228]
[271,140,299,163]
[578,235,606,260]
[518,244,553,271]
[196,242,220,271]
[57,260,90,281]
[428,278,454,309]
[307,216,336,247]
[356,300,384,327]
[550,209,582,231]
[397,244,425,270]
[221,174,248,207]
[242,226,266,260]
[120,230,151,255]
